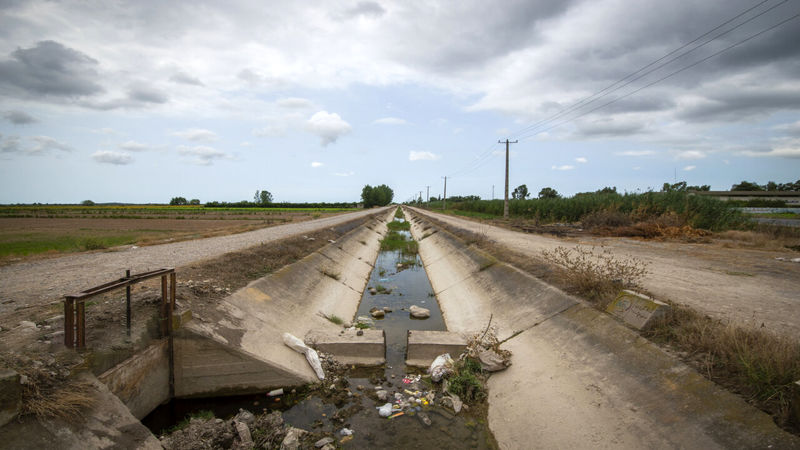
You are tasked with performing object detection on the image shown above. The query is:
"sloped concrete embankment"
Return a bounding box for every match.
[174,209,395,397]
[404,207,799,449]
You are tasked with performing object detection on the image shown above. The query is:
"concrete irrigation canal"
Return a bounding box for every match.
[1,206,798,449]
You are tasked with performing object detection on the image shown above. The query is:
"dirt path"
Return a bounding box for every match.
[409,207,800,337]
[0,207,389,319]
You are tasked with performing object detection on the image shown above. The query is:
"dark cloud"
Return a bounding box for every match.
[389,0,576,73]
[575,118,647,138]
[677,88,800,122]
[127,83,168,104]
[2,110,37,124]
[339,1,386,19]
[0,40,103,98]
[0,133,21,153]
[169,71,204,86]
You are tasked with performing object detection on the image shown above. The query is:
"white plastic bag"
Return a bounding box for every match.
[429,353,454,382]
[377,402,393,417]
[282,333,325,380]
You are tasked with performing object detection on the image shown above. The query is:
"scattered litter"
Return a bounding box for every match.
[267,388,284,397]
[328,239,336,244]
[339,428,353,436]
[130,245,138,250]
[379,278,389,282]
[775,257,800,263]
[282,333,325,380]
[388,412,404,419]
[429,354,454,382]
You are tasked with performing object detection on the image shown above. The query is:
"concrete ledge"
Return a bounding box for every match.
[406,330,467,368]
[174,328,312,398]
[305,329,385,366]
[0,368,21,427]
[606,290,669,329]
[98,340,170,420]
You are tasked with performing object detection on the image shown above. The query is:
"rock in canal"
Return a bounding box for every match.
[409,305,430,319]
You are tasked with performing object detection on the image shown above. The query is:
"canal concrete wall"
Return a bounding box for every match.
[173,208,394,397]
[405,206,799,449]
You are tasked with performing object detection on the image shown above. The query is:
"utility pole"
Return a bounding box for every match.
[419,191,423,204]
[492,185,494,200]
[442,176,447,211]
[499,139,518,219]
[426,186,430,204]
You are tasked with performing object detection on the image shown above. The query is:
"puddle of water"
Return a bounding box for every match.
[144,214,496,448]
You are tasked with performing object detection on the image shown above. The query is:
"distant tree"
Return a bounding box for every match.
[596,186,617,194]
[731,181,763,191]
[687,185,711,191]
[254,190,273,205]
[512,184,529,200]
[81,200,95,206]
[170,196,188,205]
[361,184,394,208]
[189,198,200,205]
[538,187,559,199]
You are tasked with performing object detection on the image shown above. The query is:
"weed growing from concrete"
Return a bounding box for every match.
[448,357,486,403]
[321,313,343,325]
[387,220,411,231]
[541,245,648,305]
[395,207,404,218]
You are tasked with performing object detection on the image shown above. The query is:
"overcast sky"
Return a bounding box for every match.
[0,0,798,203]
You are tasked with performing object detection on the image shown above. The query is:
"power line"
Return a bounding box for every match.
[508,0,789,140]
[516,11,800,140]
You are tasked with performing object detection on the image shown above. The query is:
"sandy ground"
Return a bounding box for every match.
[410,207,800,338]
[0,207,388,323]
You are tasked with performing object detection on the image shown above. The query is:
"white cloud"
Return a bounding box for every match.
[252,123,288,138]
[92,150,133,165]
[306,111,352,146]
[683,165,696,171]
[177,145,231,165]
[551,164,575,171]
[675,150,706,160]
[119,140,149,152]
[575,156,588,163]
[277,97,313,109]
[409,150,441,161]
[632,166,641,170]
[311,161,323,168]
[373,117,407,125]
[172,128,219,142]
[615,150,656,157]
[27,136,72,155]
[334,171,355,177]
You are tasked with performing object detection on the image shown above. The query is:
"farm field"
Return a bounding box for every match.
[0,205,357,263]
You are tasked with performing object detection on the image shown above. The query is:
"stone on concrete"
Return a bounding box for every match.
[409,305,430,319]
[304,329,385,366]
[369,307,385,319]
[171,309,193,330]
[606,290,669,329]
[406,330,467,367]
[0,369,22,427]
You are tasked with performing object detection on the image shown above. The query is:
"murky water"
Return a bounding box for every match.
[144,212,496,448]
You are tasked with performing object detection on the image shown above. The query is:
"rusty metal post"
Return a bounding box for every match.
[169,272,176,318]
[76,301,86,349]
[160,275,168,337]
[64,297,75,348]
[125,269,131,337]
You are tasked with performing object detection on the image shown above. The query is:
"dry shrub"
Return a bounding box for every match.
[0,353,95,420]
[718,227,800,251]
[645,306,800,427]
[541,246,649,305]
[581,210,632,229]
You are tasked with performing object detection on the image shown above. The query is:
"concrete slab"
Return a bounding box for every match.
[607,290,670,329]
[0,368,21,427]
[406,330,467,367]
[406,207,800,449]
[305,329,385,366]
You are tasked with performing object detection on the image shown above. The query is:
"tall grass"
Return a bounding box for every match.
[429,191,745,231]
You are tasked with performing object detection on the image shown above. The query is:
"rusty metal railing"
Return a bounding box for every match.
[63,268,176,349]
